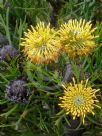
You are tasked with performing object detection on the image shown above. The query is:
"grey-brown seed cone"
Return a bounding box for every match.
[5,78,30,103]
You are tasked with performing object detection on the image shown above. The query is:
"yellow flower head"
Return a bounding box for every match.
[59,19,97,58]
[59,78,100,123]
[21,22,61,64]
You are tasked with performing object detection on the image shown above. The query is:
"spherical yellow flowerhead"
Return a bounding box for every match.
[59,19,97,58]
[21,22,61,64]
[59,78,100,123]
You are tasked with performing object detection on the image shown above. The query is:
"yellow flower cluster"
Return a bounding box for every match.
[59,78,100,123]
[20,20,100,124]
[21,19,97,64]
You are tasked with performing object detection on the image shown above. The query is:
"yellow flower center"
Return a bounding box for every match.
[72,30,81,35]
[73,95,85,106]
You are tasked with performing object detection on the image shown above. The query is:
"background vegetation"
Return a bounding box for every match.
[0,0,102,136]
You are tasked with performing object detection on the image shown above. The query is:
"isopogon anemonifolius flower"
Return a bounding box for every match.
[59,78,100,123]
[21,22,61,64]
[59,19,98,58]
